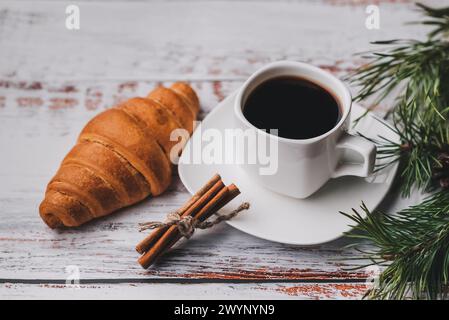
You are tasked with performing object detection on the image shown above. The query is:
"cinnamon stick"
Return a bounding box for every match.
[138,184,240,268]
[137,179,224,263]
[136,174,221,254]
[162,184,240,251]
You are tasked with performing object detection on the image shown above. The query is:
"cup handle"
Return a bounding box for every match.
[331,133,376,178]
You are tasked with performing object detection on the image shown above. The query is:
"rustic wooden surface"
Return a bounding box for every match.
[0,0,440,299]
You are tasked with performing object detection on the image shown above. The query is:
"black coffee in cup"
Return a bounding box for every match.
[243,76,341,139]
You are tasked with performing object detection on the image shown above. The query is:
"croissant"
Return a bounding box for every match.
[39,82,199,228]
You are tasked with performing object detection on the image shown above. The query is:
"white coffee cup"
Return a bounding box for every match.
[234,61,376,199]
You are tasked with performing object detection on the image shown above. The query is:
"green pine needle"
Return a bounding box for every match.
[343,192,449,300]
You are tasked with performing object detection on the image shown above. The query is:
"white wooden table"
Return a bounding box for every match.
[0,0,438,299]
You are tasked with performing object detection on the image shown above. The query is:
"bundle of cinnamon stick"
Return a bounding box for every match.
[136,174,242,269]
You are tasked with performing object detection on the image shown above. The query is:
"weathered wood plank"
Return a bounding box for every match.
[0,1,433,82]
[0,282,368,300]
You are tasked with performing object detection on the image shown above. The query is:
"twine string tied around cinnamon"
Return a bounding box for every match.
[139,202,250,239]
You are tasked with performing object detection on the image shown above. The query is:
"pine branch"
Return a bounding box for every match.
[348,3,449,195]
[342,3,449,300]
[342,191,449,299]
[349,39,449,109]
[416,3,449,38]
[361,99,449,196]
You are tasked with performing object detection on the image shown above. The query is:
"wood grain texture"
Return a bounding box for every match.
[0,0,438,299]
[0,1,431,81]
[0,282,368,300]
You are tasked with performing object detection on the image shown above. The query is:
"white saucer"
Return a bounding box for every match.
[178,92,399,245]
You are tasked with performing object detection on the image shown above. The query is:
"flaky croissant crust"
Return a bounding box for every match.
[39,82,199,228]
